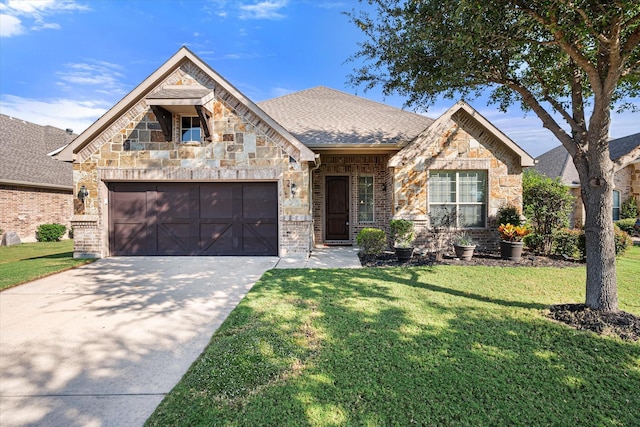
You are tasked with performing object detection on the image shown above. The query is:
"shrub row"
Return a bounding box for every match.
[543,225,633,260]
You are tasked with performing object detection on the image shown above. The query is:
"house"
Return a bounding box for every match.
[534,133,640,226]
[56,47,534,258]
[0,114,75,242]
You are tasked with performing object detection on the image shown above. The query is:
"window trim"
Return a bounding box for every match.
[358,175,375,223]
[428,170,488,229]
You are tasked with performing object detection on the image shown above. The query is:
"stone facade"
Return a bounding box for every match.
[312,154,392,244]
[391,115,524,251]
[0,184,72,242]
[71,62,311,258]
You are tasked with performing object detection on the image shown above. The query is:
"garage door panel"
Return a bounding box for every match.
[243,223,278,254]
[112,223,151,254]
[200,185,235,219]
[109,182,278,256]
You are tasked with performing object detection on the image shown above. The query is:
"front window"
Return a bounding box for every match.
[358,175,374,222]
[181,116,201,143]
[429,170,487,227]
[613,190,621,221]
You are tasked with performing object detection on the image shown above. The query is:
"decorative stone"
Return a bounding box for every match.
[1,231,21,246]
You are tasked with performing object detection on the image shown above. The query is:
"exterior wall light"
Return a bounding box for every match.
[78,185,89,202]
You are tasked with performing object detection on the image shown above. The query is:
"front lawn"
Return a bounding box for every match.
[147,246,640,426]
[0,240,93,291]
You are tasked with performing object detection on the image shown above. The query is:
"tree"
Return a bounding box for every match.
[523,169,574,255]
[348,0,640,311]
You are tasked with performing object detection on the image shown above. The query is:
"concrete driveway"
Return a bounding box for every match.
[0,256,279,427]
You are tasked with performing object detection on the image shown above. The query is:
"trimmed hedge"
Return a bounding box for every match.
[615,218,636,235]
[36,223,67,242]
[551,226,632,260]
[356,228,387,256]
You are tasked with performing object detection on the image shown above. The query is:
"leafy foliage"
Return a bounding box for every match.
[36,223,67,242]
[356,227,387,256]
[523,170,574,255]
[553,229,586,260]
[498,223,530,242]
[496,204,522,227]
[389,219,415,247]
[615,218,636,235]
[614,224,633,256]
[621,196,638,219]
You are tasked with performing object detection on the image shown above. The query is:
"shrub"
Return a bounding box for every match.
[389,219,415,248]
[356,228,387,256]
[553,229,586,260]
[523,169,574,255]
[620,196,638,219]
[523,232,545,253]
[614,224,632,256]
[615,218,636,235]
[36,223,67,242]
[496,204,522,227]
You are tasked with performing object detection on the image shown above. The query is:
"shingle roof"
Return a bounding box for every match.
[258,86,434,147]
[534,132,640,185]
[0,114,74,189]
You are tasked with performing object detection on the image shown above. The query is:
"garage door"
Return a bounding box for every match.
[108,182,278,256]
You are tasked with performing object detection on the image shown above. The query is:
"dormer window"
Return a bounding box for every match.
[181,116,201,143]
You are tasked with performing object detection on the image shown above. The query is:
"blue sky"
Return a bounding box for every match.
[0,0,637,157]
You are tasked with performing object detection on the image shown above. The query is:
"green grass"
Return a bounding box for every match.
[0,240,93,291]
[147,246,640,426]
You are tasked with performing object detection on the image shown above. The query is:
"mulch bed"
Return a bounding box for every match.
[359,250,639,341]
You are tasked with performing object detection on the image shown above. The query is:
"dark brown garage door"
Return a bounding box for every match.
[108,182,278,256]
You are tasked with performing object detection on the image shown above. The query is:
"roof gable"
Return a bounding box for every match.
[389,101,535,168]
[56,47,315,162]
[0,114,73,189]
[258,86,433,149]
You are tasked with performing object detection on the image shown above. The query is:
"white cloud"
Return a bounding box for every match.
[0,0,88,37]
[239,1,288,20]
[56,61,127,95]
[0,95,108,133]
[0,13,23,36]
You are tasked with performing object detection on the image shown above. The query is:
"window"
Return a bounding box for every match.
[429,170,487,227]
[613,190,621,221]
[358,176,374,222]
[181,116,201,143]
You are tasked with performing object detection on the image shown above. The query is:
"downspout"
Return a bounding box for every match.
[308,154,322,251]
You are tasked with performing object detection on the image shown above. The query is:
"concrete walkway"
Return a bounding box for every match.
[0,247,360,427]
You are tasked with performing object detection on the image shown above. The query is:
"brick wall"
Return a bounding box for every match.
[0,184,72,242]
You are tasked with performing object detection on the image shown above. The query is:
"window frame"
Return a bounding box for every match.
[357,175,375,223]
[180,115,202,144]
[428,170,488,229]
[612,189,621,221]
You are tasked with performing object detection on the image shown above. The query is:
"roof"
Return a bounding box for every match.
[56,46,315,162]
[534,132,640,185]
[389,101,535,168]
[0,114,74,190]
[258,86,434,149]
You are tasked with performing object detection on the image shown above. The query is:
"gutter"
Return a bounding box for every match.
[0,179,73,191]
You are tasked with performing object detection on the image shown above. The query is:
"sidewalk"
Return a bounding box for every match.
[275,245,362,269]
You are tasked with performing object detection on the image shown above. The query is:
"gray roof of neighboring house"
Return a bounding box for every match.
[534,132,640,185]
[258,86,434,148]
[0,114,74,189]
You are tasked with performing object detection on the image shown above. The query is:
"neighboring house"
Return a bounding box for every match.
[0,114,75,242]
[56,47,534,258]
[534,133,640,226]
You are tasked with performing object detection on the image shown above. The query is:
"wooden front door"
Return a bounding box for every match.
[325,176,350,241]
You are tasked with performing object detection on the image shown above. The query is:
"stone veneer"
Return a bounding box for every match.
[0,185,72,242]
[71,61,311,258]
[391,113,524,251]
[312,154,392,245]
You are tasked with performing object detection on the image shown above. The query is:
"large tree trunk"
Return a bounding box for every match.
[574,136,618,312]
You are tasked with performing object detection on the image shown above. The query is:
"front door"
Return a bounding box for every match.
[325,176,350,241]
